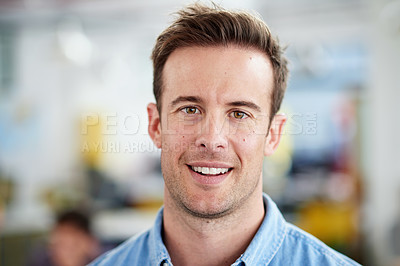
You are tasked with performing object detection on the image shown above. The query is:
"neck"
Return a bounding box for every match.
[162,187,265,266]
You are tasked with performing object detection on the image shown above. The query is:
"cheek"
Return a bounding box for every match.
[232,130,266,155]
[161,126,195,157]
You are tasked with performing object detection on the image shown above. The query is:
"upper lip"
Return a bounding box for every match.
[187,162,233,169]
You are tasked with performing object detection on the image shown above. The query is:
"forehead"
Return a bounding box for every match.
[164,45,272,80]
[162,46,274,108]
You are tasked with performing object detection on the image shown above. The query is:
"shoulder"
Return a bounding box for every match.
[89,229,151,266]
[272,223,361,266]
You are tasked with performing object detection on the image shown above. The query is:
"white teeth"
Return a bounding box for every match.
[191,166,229,175]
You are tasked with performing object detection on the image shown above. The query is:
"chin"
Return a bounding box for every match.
[183,205,232,219]
[180,194,235,219]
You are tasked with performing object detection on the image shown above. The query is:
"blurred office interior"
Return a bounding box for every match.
[0,0,400,265]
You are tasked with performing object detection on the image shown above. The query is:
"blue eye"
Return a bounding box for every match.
[183,107,200,114]
[231,111,248,119]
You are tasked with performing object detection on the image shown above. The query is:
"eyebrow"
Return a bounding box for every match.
[169,96,261,112]
[227,101,261,112]
[170,96,204,107]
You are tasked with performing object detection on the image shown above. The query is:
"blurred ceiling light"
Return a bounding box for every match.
[56,18,92,67]
[295,44,332,77]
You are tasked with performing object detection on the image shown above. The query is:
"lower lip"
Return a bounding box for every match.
[188,166,231,185]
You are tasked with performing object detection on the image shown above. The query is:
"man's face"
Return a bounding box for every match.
[148,46,285,218]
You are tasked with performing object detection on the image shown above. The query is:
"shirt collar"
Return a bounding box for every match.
[149,193,287,266]
[149,207,171,266]
[239,193,287,265]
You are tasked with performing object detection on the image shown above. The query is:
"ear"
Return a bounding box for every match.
[264,114,287,156]
[147,103,162,149]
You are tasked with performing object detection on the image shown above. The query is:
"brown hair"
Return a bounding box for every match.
[151,3,288,122]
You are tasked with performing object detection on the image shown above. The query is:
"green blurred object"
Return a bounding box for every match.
[0,176,14,207]
[0,231,47,266]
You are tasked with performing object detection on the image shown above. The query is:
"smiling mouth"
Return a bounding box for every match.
[188,165,233,176]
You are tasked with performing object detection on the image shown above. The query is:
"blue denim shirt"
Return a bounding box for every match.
[90,193,361,265]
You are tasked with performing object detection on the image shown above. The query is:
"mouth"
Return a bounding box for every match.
[186,164,233,185]
[189,165,232,176]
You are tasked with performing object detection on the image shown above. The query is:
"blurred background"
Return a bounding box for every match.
[0,0,399,265]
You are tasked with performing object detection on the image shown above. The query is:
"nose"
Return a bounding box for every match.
[194,114,228,151]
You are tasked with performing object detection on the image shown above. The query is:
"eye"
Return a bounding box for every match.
[182,106,200,115]
[231,111,248,119]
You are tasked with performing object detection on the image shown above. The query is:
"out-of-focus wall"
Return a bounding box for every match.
[364,1,400,265]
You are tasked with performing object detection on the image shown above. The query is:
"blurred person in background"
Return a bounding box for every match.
[90,3,360,266]
[29,210,101,266]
